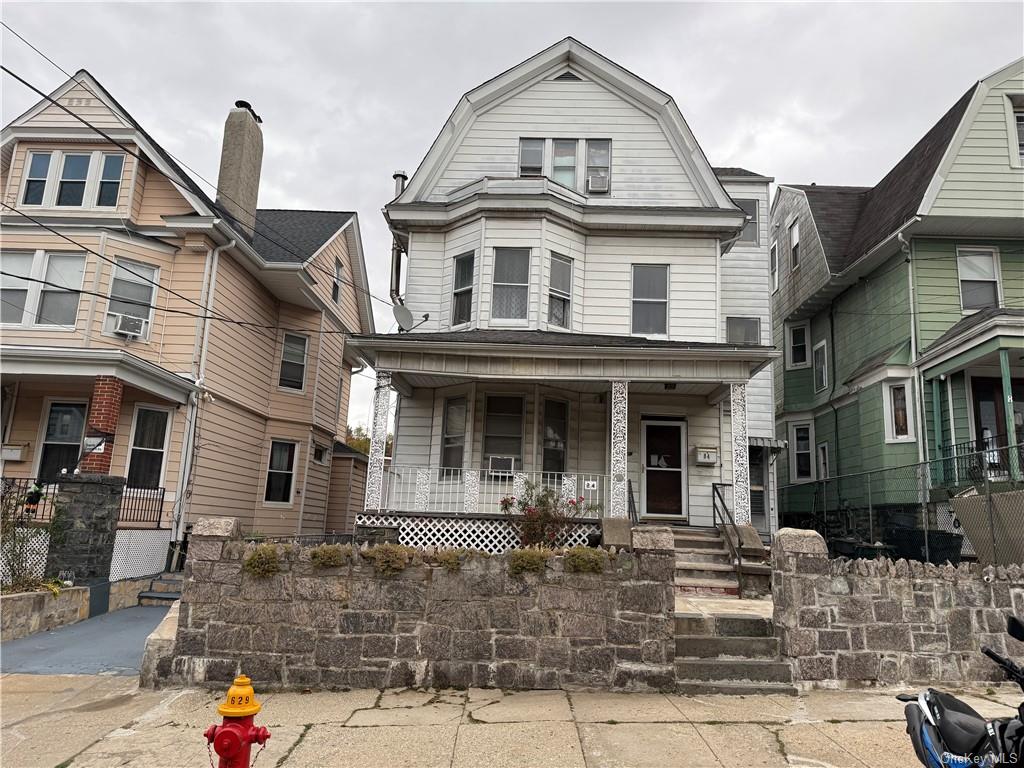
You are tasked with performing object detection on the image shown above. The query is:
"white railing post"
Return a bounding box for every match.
[609,380,629,518]
[463,469,479,514]
[365,370,391,510]
[730,382,751,525]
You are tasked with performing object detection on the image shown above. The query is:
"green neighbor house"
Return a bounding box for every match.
[771,57,1024,540]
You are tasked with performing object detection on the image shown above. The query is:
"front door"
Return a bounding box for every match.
[640,420,687,518]
[972,377,1024,448]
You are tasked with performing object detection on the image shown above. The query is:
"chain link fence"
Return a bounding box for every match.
[779,443,1024,566]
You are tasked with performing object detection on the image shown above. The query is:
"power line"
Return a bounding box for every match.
[0,21,71,78]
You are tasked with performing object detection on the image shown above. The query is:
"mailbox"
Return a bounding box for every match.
[695,447,718,466]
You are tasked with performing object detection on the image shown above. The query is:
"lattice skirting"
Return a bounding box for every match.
[1,528,49,585]
[355,513,600,554]
[110,529,171,581]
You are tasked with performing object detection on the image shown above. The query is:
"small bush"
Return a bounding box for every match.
[1,576,63,596]
[508,548,551,576]
[433,549,464,572]
[362,543,414,575]
[564,546,607,574]
[243,543,281,578]
[309,543,349,569]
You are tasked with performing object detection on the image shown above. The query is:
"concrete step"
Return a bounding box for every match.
[671,527,720,539]
[675,550,732,565]
[674,658,793,684]
[159,571,184,582]
[138,591,181,606]
[673,575,740,598]
[675,561,736,574]
[675,679,798,696]
[675,635,779,659]
[673,536,728,551]
[673,613,774,638]
[149,578,182,594]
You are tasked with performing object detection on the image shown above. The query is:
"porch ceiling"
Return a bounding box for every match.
[395,374,720,396]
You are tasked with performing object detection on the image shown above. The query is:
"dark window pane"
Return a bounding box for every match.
[645,424,682,469]
[133,409,168,449]
[891,386,908,437]
[960,280,998,310]
[1,289,28,323]
[519,139,543,174]
[269,441,295,471]
[632,302,667,335]
[726,317,759,344]
[454,255,474,290]
[127,451,162,488]
[28,153,51,179]
[493,249,529,284]
[23,179,45,205]
[550,255,571,294]
[57,181,85,206]
[97,181,119,206]
[101,154,124,180]
[493,285,528,319]
[37,291,79,325]
[796,453,811,478]
[61,155,90,180]
[632,265,667,300]
[442,443,464,468]
[265,472,292,502]
[46,404,86,442]
[453,291,472,325]
[39,444,79,483]
[279,361,305,389]
[549,295,569,327]
[736,199,758,243]
[543,400,568,473]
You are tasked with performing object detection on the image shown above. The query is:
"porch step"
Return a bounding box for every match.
[675,550,732,565]
[675,635,779,659]
[673,534,729,551]
[673,613,774,638]
[149,577,183,594]
[673,658,793,685]
[675,560,736,574]
[673,576,740,597]
[138,590,180,606]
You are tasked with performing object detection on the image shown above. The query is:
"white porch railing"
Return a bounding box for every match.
[373,466,609,517]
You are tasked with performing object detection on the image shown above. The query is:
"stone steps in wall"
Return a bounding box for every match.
[673,534,729,551]
[675,635,780,658]
[675,679,798,696]
[673,577,740,597]
[674,658,794,686]
[137,572,183,606]
[676,550,732,565]
[138,591,180,606]
[149,577,183,594]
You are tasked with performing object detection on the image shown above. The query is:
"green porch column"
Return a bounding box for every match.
[931,378,944,486]
[999,348,1022,481]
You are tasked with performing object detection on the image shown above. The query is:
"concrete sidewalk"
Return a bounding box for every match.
[2,674,1021,767]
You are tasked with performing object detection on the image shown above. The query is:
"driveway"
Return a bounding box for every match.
[1,605,167,675]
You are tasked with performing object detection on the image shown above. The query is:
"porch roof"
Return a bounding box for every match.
[916,310,1024,379]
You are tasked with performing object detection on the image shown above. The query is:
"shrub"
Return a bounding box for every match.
[507,548,551,576]
[243,543,281,578]
[564,546,607,574]
[362,543,414,575]
[499,481,583,547]
[309,543,349,569]
[1,576,63,596]
[433,549,464,572]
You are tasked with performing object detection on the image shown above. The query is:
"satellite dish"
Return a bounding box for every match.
[393,304,415,332]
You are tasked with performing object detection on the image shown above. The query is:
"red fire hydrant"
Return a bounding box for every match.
[204,674,270,768]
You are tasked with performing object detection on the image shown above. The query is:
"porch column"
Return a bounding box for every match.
[999,349,1022,480]
[79,375,124,474]
[365,370,391,510]
[609,380,628,518]
[931,378,945,485]
[730,382,751,525]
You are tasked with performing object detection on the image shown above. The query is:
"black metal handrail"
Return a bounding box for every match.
[712,482,745,595]
[627,479,638,525]
[119,486,167,528]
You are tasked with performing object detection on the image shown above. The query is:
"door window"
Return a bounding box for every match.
[39,402,86,481]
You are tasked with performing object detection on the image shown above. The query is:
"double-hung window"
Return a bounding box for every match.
[332,259,342,303]
[586,139,611,192]
[452,253,474,326]
[957,247,999,311]
[279,333,308,390]
[22,152,51,205]
[491,248,529,321]
[552,139,577,188]
[484,395,524,469]
[790,423,813,482]
[542,399,568,474]
[1,250,85,327]
[631,265,668,336]
[38,402,87,482]
[812,340,828,392]
[441,396,467,468]
[1015,109,1024,164]
[770,242,779,292]
[105,260,157,339]
[736,199,758,244]
[96,154,124,207]
[726,317,760,345]
[265,440,297,503]
[127,407,170,489]
[548,253,572,329]
[883,380,915,442]
[56,154,91,207]
[519,138,544,176]
[786,322,809,369]
[789,221,800,269]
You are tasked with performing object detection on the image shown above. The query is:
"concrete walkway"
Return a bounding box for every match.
[3,674,1021,767]
[1,606,168,675]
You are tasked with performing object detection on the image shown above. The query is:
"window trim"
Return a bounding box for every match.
[490,248,531,325]
[263,439,299,506]
[816,441,830,480]
[1,249,85,330]
[32,397,89,482]
[956,245,1002,314]
[124,403,173,490]
[812,339,828,393]
[785,321,810,370]
[440,395,468,468]
[103,257,159,342]
[788,421,815,483]
[770,241,779,293]
[630,263,670,338]
[16,149,127,211]
[312,443,329,465]
[789,221,800,270]
[882,379,916,443]
[547,252,573,330]
[278,332,310,393]
[725,316,761,345]
[483,394,526,470]
[95,153,125,208]
[541,397,570,475]
[735,199,759,245]
[451,252,475,329]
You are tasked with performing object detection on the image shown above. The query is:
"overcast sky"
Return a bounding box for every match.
[3,2,1022,428]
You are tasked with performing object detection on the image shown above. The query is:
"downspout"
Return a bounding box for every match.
[902,233,926,464]
[389,171,408,305]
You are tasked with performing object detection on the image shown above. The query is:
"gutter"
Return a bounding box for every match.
[904,235,926,464]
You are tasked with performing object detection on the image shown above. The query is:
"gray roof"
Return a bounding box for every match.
[842,339,910,385]
[788,185,871,273]
[713,166,767,178]
[334,441,368,460]
[925,308,1024,351]
[352,328,773,352]
[253,209,354,263]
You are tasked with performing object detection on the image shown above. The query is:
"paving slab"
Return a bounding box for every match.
[775,722,869,767]
[346,701,464,726]
[378,688,435,708]
[259,689,381,725]
[579,722,721,767]
[667,693,797,723]
[469,689,573,723]
[286,723,458,767]
[453,721,585,768]
[811,721,919,766]
[569,692,685,723]
[797,689,908,722]
[693,723,788,767]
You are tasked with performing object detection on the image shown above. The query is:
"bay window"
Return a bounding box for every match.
[883,380,915,442]
[264,440,297,503]
[279,333,308,390]
[813,340,828,392]
[548,253,572,329]
[492,248,529,321]
[452,253,474,326]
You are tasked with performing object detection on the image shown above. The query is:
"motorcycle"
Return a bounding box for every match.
[899,615,1024,767]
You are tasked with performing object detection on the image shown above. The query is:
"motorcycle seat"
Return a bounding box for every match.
[932,691,988,755]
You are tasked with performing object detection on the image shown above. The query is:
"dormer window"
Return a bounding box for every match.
[57,154,90,206]
[18,149,126,209]
[519,139,544,176]
[96,154,124,207]
[586,139,611,193]
[22,152,51,205]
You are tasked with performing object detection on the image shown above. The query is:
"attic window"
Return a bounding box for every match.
[553,71,582,81]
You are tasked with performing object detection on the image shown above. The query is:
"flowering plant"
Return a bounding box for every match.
[499,481,575,547]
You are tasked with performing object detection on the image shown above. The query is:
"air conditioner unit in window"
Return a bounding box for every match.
[113,314,145,338]
[488,456,516,478]
[587,175,610,193]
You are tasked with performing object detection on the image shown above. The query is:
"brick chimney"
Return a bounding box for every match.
[216,100,263,238]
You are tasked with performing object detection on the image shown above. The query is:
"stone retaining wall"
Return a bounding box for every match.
[0,586,89,642]
[773,528,1024,686]
[153,520,677,692]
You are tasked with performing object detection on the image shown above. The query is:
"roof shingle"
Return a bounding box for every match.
[253,209,354,263]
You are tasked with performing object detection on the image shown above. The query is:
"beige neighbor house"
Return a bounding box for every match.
[351,39,781,552]
[0,71,374,541]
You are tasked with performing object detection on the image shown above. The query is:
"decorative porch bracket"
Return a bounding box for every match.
[730,382,751,525]
[609,380,628,518]
[365,370,391,510]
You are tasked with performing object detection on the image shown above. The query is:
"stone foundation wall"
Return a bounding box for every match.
[154,521,677,692]
[0,586,89,642]
[773,528,1024,686]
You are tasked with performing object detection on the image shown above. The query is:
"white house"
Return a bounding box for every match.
[351,38,779,548]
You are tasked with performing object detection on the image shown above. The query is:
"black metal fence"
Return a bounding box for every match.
[779,444,1024,566]
[0,477,167,529]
